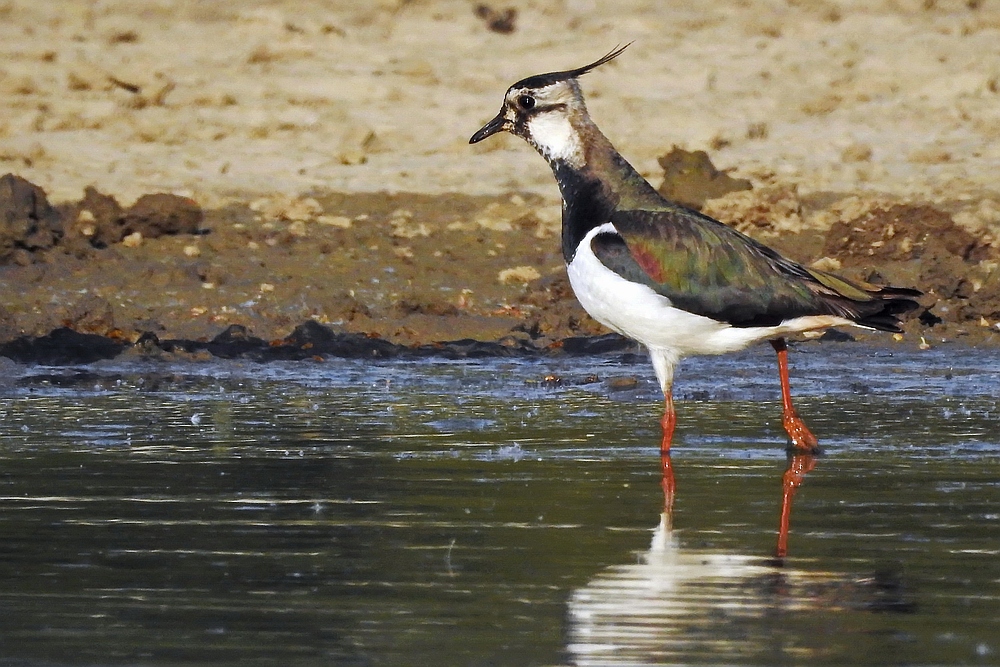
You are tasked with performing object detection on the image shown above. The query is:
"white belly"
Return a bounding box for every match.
[566,223,851,358]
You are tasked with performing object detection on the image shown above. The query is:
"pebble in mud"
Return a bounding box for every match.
[606,377,640,391]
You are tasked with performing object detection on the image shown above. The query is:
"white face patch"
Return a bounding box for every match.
[525,111,584,168]
[502,80,587,168]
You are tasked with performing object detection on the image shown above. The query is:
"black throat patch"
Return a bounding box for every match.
[554,162,617,263]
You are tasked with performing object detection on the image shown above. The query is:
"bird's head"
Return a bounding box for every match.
[469,45,629,168]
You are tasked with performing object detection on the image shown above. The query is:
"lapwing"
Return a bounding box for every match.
[470,45,921,454]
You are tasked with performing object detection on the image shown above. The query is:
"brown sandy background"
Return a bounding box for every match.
[2,0,1000,350]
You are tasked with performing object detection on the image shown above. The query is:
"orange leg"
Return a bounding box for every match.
[775,453,818,558]
[659,391,676,455]
[770,338,819,452]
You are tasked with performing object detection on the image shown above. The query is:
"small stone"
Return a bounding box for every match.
[541,374,562,387]
[284,197,322,222]
[392,222,431,239]
[607,376,639,391]
[183,244,201,257]
[260,282,275,292]
[250,195,321,222]
[498,265,541,284]
[318,215,352,228]
[121,231,143,248]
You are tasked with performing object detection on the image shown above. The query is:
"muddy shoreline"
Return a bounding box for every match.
[2,169,998,366]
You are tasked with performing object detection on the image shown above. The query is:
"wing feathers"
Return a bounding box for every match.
[598,207,920,331]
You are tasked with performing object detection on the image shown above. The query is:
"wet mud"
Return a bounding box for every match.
[1,166,1000,365]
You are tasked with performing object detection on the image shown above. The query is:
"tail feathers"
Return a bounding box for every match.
[849,287,922,333]
[808,266,922,333]
[871,285,923,300]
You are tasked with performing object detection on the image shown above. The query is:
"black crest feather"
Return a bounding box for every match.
[512,43,631,90]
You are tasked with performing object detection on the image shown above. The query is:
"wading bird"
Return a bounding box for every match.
[469,45,920,456]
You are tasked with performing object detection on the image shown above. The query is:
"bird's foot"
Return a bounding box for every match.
[782,410,820,454]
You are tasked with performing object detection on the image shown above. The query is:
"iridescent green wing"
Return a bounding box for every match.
[597,207,866,327]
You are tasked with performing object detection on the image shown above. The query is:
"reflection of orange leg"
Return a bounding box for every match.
[660,391,676,455]
[775,453,818,558]
[660,452,675,528]
[770,338,820,453]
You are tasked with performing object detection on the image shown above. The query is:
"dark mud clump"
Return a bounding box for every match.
[0,320,635,365]
[657,147,753,210]
[821,204,1000,340]
[0,174,63,265]
[1,173,999,366]
[1,173,203,263]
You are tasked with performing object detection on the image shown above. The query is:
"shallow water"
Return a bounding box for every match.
[0,343,998,666]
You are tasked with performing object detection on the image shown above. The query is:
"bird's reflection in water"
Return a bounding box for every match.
[777,452,818,558]
[660,450,818,559]
[567,450,891,665]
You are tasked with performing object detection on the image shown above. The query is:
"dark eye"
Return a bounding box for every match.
[517,94,535,110]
